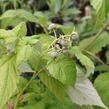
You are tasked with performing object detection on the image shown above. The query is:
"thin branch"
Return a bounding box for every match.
[83,50,105,64]
[7,95,25,109]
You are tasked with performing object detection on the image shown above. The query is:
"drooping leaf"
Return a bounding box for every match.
[0,56,18,109]
[70,46,95,75]
[94,72,109,108]
[47,54,76,86]
[67,68,107,109]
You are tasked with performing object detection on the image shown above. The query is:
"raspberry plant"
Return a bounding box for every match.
[0,0,109,109]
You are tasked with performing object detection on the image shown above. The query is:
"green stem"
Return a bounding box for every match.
[14,60,52,109]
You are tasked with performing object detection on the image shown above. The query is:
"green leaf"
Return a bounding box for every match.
[44,89,95,109]
[95,65,109,72]
[34,12,49,27]
[74,105,94,109]
[0,29,17,45]
[12,22,27,37]
[0,17,25,29]
[17,100,46,109]
[0,9,50,28]
[0,9,37,23]
[0,56,18,108]
[18,62,35,73]
[28,51,44,71]
[67,68,107,109]
[86,33,109,54]
[16,43,35,66]
[62,0,69,8]
[48,0,62,13]
[39,72,66,101]
[18,77,28,92]
[21,92,36,102]
[106,51,109,64]
[79,32,109,54]
[47,54,76,86]
[0,22,26,45]
[59,26,74,34]
[94,72,109,108]
[91,0,109,22]
[39,35,55,51]
[16,37,42,70]
[71,46,95,75]
[62,8,80,16]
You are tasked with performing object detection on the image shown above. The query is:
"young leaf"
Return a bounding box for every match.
[67,68,107,109]
[0,56,18,109]
[47,54,76,86]
[71,46,95,75]
[94,72,109,108]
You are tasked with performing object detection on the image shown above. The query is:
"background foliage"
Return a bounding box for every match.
[0,0,109,109]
